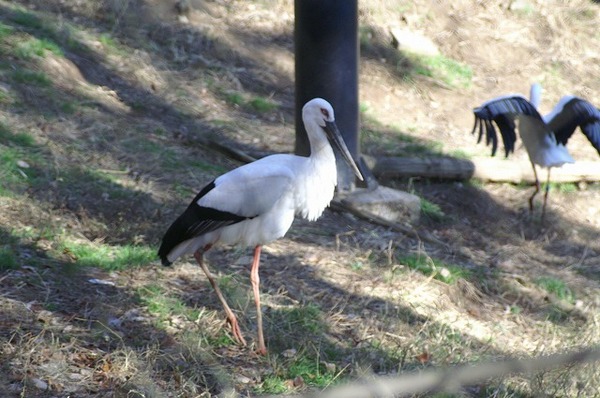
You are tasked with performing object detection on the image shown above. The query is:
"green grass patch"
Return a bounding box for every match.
[60,239,156,270]
[60,101,78,114]
[137,284,201,324]
[547,182,577,194]
[0,147,24,195]
[0,246,18,270]
[359,102,370,114]
[535,276,575,304]
[97,33,130,56]
[225,92,244,106]
[466,178,485,189]
[265,303,330,355]
[350,260,365,271]
[125,138,162,154]
[0,22,14,40]
[0,124,36,147]
[223,91,278,113]
[15,37,63,59]
[98,33,119,49]
[0,88,12,105]
[420,198,445,221]
[205,331,236,348]
[396,254,470,284]
[258,355,340,394]
[274,304,325,335]
[0,146,42,196]
[11,69,52,86]
[408,53,472,88]
[448,149,472,160]
[172,182,197,199]
[248,97,277,113]
[188,159,228,175]
[9,9,43,30]
[0,226,20,270]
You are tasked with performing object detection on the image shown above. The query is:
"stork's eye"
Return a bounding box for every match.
[320,108,330,118]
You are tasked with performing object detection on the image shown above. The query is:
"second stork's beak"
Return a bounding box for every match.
[324,121,364,181]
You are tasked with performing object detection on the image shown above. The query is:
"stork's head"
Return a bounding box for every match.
[301,98,363,181]
[302,97,335,128]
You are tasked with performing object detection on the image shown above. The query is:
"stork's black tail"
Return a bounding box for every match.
[157,179,249,266]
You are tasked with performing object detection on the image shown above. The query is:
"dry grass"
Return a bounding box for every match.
[0,0,599,397]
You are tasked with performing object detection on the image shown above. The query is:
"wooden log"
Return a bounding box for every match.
[363,155,600,184]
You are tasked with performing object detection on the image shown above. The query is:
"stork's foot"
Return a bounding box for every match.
[227,317,247,346]
[254,342,267,356]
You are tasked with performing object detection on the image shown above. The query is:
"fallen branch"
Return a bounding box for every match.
[207,138,258,164]
[363,155,600,183]
[268,346,600,398]
[329,199,447,248]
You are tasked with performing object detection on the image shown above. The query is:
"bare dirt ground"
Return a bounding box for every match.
[1,0,599,397]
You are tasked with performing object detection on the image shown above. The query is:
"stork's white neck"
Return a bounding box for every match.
[295,118,338,221]
[530,83,542,109]
[304,119,333,159]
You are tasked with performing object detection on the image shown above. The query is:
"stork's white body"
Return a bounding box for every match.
[166,151,337,262]
[517,115,574,168]
[158,98,363,354]
[517,84,574,168]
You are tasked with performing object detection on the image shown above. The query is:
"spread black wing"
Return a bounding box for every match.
[547,97,600,156]
[472,95,542,157]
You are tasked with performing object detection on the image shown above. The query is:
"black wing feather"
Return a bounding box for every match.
[548,97,600,156]
[158,180,251,266]
[494,114,517,157]
[472,96,541,157]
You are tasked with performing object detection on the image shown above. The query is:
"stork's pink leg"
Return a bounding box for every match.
[528,161,540,213]
[194,250,247,347]
[250,245,267,355]
[541,168,552,223]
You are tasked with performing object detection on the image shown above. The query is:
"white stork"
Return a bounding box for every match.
[472,83,600,220]
[158,98,363,355]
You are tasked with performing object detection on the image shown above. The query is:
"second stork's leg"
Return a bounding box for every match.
[250,245,267,355]
[541,168,552,223]
[194,249,247,347]
[528,162,541,214]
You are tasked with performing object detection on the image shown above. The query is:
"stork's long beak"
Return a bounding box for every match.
[324,121,364,181]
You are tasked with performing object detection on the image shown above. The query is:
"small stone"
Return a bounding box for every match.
[30,377,48,391]
[281,348,297,358]
[235,375,252,384]
[17,160,30,168]
[88,278,116,286]
[340,186,421,224]
[390,27,439,56]
[322,361,336,373]
[439,267,451,279]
